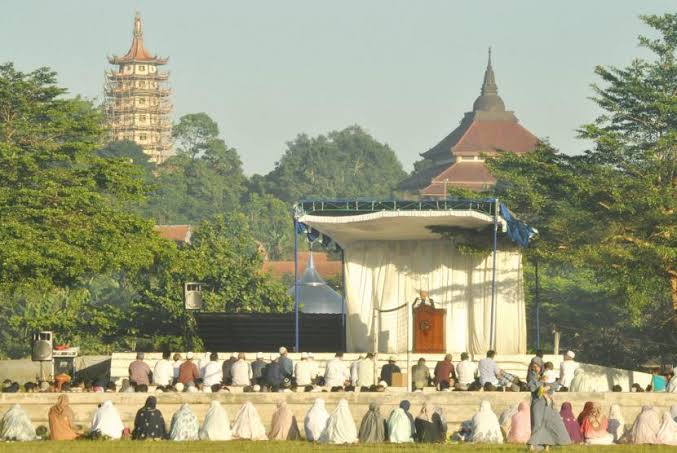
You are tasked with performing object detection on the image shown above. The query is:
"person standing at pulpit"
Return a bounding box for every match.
[412,290,435,309]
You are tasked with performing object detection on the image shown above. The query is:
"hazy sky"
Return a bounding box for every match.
[0,1,671,175]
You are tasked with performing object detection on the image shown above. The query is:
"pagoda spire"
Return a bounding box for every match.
[480,46,498,96]
[133,11,143,38]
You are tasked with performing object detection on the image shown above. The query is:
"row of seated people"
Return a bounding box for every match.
[0,395,675,445]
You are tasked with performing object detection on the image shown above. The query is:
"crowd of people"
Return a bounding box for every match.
[0,395,675,445]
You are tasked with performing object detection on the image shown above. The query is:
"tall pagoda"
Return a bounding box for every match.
[399,49,538,196]
[105,13,172,163]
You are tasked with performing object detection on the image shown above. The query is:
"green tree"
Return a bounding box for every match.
[244,193,294,260]
[0,63,167,356]
[487,14,676,363]
[146,113,247,223]
[264,125,407,202]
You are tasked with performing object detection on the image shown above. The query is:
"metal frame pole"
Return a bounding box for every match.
[294,219,300,352]
[341,248,346,352]
[489,198,499,351]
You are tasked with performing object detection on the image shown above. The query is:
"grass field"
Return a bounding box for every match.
[0,441,674,453]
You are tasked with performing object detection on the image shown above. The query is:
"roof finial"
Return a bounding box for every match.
[488,46,492,67]
[480,46,497,96]
[133,11,143,38]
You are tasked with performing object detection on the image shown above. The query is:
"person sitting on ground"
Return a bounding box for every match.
[320,399,358,444]
[264,354,285,392]
[294,352,314,387]
[651,368,668,392]
[631,382,644,392]
[324,352,350,389]
[132,396,166,440]
[119,378,135,393]
[23,382,37,393]
[581,402,614,445]
[221,353,237,385]
[387,402,414,443]
[178,352,200,385]
[559,350,579,389]
[231,352,253,387]
[608,404,626,443]
[380,356,401,387]
[612,384,623,392]
[455,352,477,391]
[304,399,330,441]
[199,400,232,440]
[434,354,456,391]
[268,401,301,440]
[153,351,174,387]
[231,402,268,440]
[630,406,661,444]
[172,353,182,383]
[478,350,500,387]
[90,400,125,440]
[358,402,386,443]
[559,402,582,443]
[499,404,518,438]
[135,384,149,393]
[414,402,447,443]
[105,382,117,393]
[128,352,152,387]
[470,400,503,443]
[507,401,531,443]
[411,357,431,391]
[278,346,294,378]
[656,409,677,445]
[169,403,199,441]
[350,354,363,387]
[357,353,376,389]
[0,404,36,441]
[666,370,676,393]
[49,395,79,440]
[202,352,223,388]
[251,352,267,386]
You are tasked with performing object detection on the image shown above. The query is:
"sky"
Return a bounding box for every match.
[0,1,672,175]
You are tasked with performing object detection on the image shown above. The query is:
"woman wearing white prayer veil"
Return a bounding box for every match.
[470,400,503,443]
[319,399,358,444]
[0,405,36,441]
[199,400,232,440]
[90,400,124,440]
[169,404,199,441]
[231,401,267,440]
[387,407,413,443]
[304,398,329,441]
[607,404,625,443]
[656,410,677,445]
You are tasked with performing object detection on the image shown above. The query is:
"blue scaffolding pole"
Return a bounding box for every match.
[293,218,300,352]
[489,198,499,350]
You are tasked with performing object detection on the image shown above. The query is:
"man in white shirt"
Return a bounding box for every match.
[478,350,500,386]
[231,352,253,386]
[455,352,478,390]
[202,352,223,388]
[324,352,350,388]
[153,351,174,387]
[559,350,579,388]
[198,352,211,378]
[307,353,319,379]
[294,352,314,387]
[350,355,364,386]
[357,353,376,388]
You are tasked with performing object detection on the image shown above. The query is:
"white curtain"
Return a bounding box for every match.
[343,240,525,354]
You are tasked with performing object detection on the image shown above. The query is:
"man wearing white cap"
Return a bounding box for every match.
[294,352,314,387]
[559,350,579,388]
[251,352,267,385]
[178,352,199,385]
[278,346,293,378]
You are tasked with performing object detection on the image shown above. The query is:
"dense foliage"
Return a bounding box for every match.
[487,13,676,367]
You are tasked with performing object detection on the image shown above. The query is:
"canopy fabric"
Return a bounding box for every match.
[297,210,506,248]
[344,240,525,353]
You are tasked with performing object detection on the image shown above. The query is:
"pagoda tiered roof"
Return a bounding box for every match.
[108,13,168,65]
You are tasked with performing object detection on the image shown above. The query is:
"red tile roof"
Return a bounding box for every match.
[452,120,538,156]
[420,162,496,195]
[263,252,342,279]
[154,225,192,243]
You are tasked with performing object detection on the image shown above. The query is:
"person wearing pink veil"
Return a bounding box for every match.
[559,402,582,443]
[268,401,301,440]
[630,406,661,444]
[507,401,531,443]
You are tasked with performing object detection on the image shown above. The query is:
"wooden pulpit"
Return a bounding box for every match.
[413,304,446,353]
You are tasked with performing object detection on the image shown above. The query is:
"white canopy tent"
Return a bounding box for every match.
[295,204,527,355]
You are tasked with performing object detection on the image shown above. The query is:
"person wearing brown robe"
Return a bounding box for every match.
[48,395,78,440]
[268,401,301,440]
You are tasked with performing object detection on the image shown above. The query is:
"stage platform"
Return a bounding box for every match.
[1,391,674,435]
[110,352,653,392]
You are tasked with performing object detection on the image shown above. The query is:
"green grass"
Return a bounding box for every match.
[0,442,674,453]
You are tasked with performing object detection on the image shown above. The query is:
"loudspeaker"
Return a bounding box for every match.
[31,331,53,362]
[184,282,203,310]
